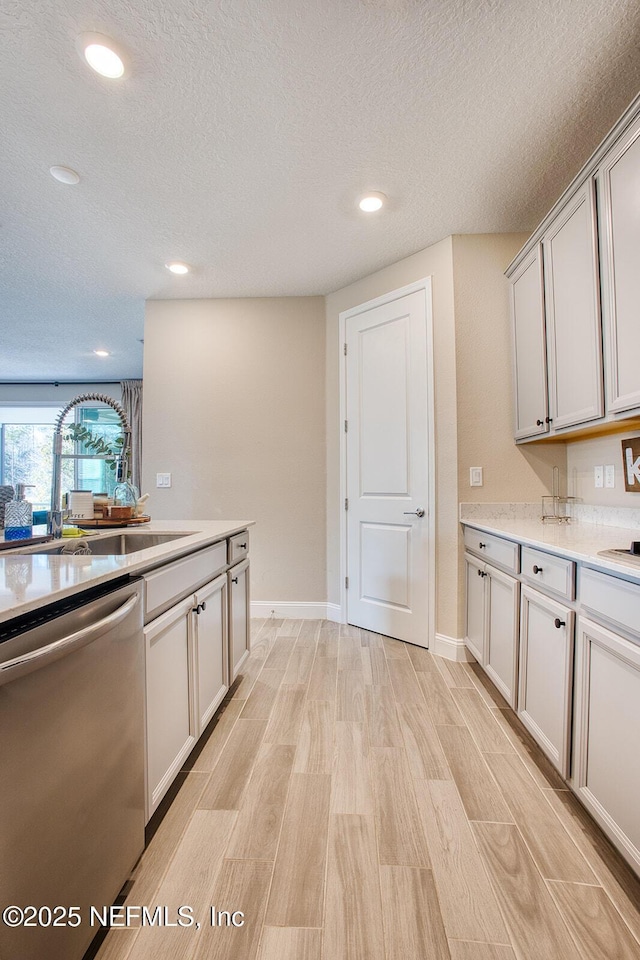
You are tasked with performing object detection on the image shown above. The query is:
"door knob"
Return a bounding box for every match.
[403,508,425,517]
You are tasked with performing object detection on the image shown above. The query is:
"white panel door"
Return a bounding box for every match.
[345,286,431,646]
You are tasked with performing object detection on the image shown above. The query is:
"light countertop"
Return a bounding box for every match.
[461,516,640,584]
[0,520,253,625]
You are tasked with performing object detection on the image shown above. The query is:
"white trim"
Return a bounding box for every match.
[338,278,436,649]
[433,633,475,662]
[250,601,341,620]
[326,603,342,622]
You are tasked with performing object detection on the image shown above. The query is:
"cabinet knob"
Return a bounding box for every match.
[536,419,544,426]
[200,600,206,612]
[554,617,565,629]
[231,576,239,584]
[238,542,247,550]
[533,564,543,574]
[546,417,553,424]
[478,542,486,549]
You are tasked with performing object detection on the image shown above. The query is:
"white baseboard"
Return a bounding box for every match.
[250,601,342,620]
[433,633,475,662]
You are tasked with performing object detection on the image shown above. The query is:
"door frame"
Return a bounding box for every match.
[338,278,436,648]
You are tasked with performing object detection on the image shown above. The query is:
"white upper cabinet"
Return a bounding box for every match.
[598,112,640,414]
[507,92,640,441]
[510,244,548,439]
[543,180,604,430]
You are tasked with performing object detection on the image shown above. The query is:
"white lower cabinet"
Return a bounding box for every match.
[573,616,640,874]
[194,573,229,734]
[145,572,231,820]
[464,553,519,707]
[518,586,574,777]
[145,595,198,820]
[228,558,250,684]
[464,553,486,663]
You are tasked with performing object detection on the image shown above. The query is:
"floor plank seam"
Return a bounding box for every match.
[94,620,640,960]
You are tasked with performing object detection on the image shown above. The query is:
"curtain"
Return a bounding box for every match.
[120,380,143,492]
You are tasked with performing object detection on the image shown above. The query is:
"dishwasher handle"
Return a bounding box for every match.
[0,592,139,687]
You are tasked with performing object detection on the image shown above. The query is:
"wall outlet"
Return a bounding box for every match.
[156,472,172,488]
[605,464,615,488]
[470,467,483,487]
[594,465,603,488]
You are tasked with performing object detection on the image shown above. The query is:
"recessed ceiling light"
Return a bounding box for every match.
[165,261,190,275]
[358,192,386,212]
[50,165,80,185]
[94,349,110,357]
[77,33,126,79]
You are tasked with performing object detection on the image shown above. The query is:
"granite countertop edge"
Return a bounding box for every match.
[460,515,640,584]
[0,519,254,625]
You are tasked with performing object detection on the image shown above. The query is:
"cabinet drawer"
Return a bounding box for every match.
[228,530,249,566]
[145,542,227,622]
[521,547,575,600]
[463,527,519,573]
[580,567,640,641]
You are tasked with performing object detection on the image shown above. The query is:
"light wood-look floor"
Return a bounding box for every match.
[93,619,640,960]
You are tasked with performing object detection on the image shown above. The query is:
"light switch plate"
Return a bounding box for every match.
[594,465,603,488]
[156,472,172,488]
[470,467,483,487]
[605,464,615,488]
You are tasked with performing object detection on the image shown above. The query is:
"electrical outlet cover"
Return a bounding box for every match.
[594,465,604,488]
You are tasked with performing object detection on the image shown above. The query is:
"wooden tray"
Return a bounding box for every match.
[76,516,152,529]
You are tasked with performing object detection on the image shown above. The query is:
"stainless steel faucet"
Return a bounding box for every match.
[48,393,131,538]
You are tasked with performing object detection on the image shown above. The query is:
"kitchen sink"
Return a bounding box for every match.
[597,548,640,568]
[21,532,191,556]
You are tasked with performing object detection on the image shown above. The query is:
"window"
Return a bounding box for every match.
[0,404,123,510]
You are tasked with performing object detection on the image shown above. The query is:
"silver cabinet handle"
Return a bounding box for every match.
[403,508,425,517]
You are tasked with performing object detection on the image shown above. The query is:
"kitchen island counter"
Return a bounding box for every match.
[0,520,254,625]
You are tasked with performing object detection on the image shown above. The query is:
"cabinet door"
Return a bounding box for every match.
[518,587,574,777]
[194,573,228,734]
[464,553,486,663]
[573,616,640,874]
[229,559,250,685]
[543,180,603,429]
[144,595,197,820]
[598,113,640,413]
[485,567,519,709]
[510,244,549,439]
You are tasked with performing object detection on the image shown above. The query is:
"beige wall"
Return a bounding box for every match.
[567,432,640,505]
[142,297,326,603]
[452,234,565,503]
[451,233,566,632]
[325,237,459,638]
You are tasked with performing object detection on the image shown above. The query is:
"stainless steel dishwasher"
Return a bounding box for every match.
[0,577,145,960]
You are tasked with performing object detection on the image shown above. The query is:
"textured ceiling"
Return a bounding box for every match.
[1,0,640,381]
